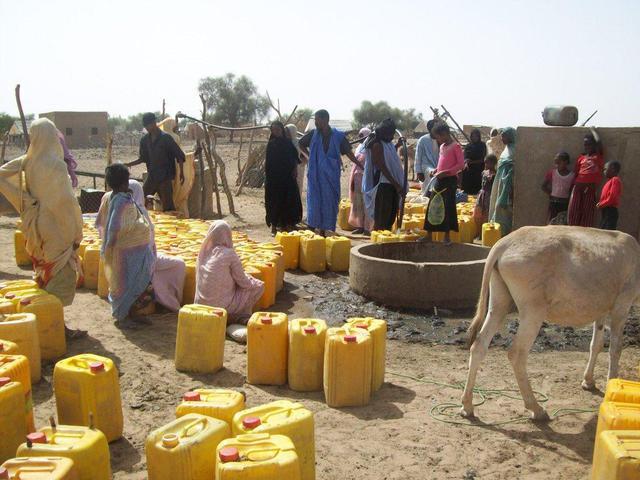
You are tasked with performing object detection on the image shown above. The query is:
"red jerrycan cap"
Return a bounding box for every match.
[0,343,3,352]
[89,362,105,373]
[27,432,47,444]
[303,326,317,334]
[0,467,8,479]
[242,416,261,429]
[219,446,240,462]
[5,293,15,299]
[0,377,11,386]
[19,298,32,306]
[344,335,358,343]
[260,316,272,325]
[183,391,201,402]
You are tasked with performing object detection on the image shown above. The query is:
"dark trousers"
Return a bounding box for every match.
[600,207,619,230]
[143,177,175,211]
[374,183,399,231]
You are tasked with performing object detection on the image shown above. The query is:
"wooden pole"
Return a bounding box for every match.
[196,139,206,218]
[1,132,8,163]
[15,84,29,150]
[200,94,222,217]
[162,98,166,118]
[440,104,470,143]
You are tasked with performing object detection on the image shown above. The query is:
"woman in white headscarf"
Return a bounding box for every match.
[0,118,83,307]
[348,127,373,234]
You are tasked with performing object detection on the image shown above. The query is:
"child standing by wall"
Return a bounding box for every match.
[597,161,622,230]
[541,151,575,224]
[473,154,497,237]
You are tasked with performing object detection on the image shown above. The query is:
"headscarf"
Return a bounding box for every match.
[358,127,371,139]
[128,179,145,207]
[286,124,299,149]
[196,220,234,281]
[364,118,396,150]
[464,128,487,162]
[158,117,180,144]
[266,121,299,182]
[355,127,372,158]
[501,127,517,146]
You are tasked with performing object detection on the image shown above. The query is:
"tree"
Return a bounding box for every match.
[107,115,127,133]
[284,107,313,130]
[0,113,15,135]
[198,73,269,141]
[352,101,423,132]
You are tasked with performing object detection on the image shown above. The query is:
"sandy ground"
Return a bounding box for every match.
[2,143,639,479]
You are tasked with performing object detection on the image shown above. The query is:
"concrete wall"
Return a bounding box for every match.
[40,111,108,148]
[514,127,640,239]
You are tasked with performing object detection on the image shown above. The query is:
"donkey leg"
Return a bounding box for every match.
[507,307,546,420]
[582,319,605,390]
[607,305,629,381]
[460,274,511,417]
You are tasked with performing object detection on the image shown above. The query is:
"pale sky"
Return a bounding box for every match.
[1,0,638,128]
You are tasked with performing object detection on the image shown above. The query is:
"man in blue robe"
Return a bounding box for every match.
[298,110,360,235]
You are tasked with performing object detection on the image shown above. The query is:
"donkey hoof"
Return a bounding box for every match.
[581,380,596,391]
[459,407,475,418]
[531,409,550,422]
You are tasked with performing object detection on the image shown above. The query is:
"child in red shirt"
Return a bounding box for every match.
[567,132,604,227]
[597,161,622,230]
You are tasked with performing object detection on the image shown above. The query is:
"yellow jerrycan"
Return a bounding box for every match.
[81,246,100,290]
[232,400,315,480]
[17,294,66,361]
[176,389,245,426]
[604,379,640,404]
[288,319,327,392]
[14,230,31,267]
[0,354,34,433]
[216,433,300,480]
[0,300,15,315]
[299,236,326,273]
[145,413,230,480]
[0,281,38,296]
[181,262,196,305]
[481,222,502,247]
[53,354,123,443]
[0,377,28,463]
[0,457,78,479]
[96,259,108,299]
[248,262,276,309]
[337,200,354,232]
[324,326,373,408]
[346,318,387,392]
[175,305,227,374]
[595,401,640,439]
[247,312,288,386]
[325,237,351,272]
[592,430,640,480]
[2,289,46,308]
[0,313,40,383]
[0,340,18,355]
[16,420,111,480]
[257,250,284,293]
[275,232,301,270]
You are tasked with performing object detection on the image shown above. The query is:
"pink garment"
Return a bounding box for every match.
[153,253,185,312]
[194,221,264,320]
[436,142,465,177]
[347,146,373,230]
[57,131,78,188]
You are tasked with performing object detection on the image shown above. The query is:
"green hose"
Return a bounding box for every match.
[387,371,597,426]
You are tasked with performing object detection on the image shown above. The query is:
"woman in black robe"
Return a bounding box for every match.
[461,128,487,195]
[265,121,302,235]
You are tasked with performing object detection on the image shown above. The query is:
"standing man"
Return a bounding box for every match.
[127,112,185,211]
[414,119,438,196]
[298,109,361,235]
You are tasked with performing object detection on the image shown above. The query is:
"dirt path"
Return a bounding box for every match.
[1,144,638,478]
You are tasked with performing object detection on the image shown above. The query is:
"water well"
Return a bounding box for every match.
[349,242,489,310]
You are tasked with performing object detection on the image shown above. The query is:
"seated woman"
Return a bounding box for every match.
[195,220,264,343]
[100,164,155,321]
[97,177,186,313]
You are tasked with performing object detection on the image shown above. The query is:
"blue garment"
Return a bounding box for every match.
[306,128,345,231]
[415,134,438,175]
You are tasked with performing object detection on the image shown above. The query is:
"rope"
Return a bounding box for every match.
[387,371,597,427]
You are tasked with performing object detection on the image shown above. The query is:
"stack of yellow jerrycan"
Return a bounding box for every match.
[247,312,288,386]
[0,377,27,463]
[0,354,34,432]
[216,433,300,479]
[17,419,111,480]
[18,294,66,360]
[299,234,326,273]
[13,230,31,267]
[324,326,373,408]
[81,245,101,290]
[53,354,123,442]
[482,222,502,247]
[233,400,315,480]
[0,457,78,479]
[325,236,351,272]
[275,231,301,270]
[457,216,476,244]
[175,305,227,373]
[181,262,197,305]
[337,198,354,231]
[346,318,387,391]
[0,313,41,383]
[248,261,276,309]
[176,389,245,426]
[145,413,230,480]
[590,379,640,479]
[0,280,38,296]
[288,319,327,392]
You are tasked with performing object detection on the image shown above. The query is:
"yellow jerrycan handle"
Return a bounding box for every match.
[259,405,298,423]
[181,417,208,438]
[245,447,282,462]
[14,466,56,478]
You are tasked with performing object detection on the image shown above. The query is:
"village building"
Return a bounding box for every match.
[39,111,108,148]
